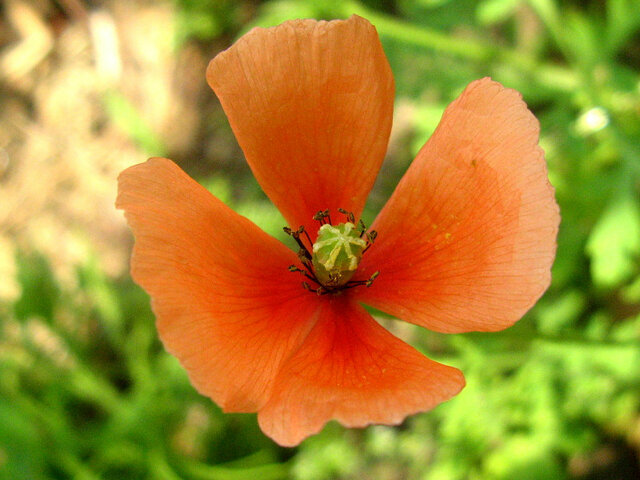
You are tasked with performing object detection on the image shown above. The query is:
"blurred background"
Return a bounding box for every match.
[1,0,640,478]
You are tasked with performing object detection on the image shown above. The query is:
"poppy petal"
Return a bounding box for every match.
[357,78,560,333]
[207,15,394,237]
[257,297,465,446]
[116,158,319,412]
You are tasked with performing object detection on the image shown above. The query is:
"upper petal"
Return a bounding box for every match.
[357,78,560,333]
[116,158,319,412]
[257,296,464,446]
[207,15,394,237]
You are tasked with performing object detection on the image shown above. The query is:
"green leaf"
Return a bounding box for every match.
[483,436,566,480]
[14,252,59,322]
[476,0,520,25]
[537,290,586,334]
[586,194,640,288]
[606,0,640,54]
[0,401,47,480]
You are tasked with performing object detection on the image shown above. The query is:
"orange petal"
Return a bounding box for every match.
[116,158,319,412]
[257,296,464,446]
[207,15,394,236]
[357,78,560,333]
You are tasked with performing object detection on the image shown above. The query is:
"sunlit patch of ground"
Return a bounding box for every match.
[0,0,221,293]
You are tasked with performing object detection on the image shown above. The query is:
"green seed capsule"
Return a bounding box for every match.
[312,222,367,287]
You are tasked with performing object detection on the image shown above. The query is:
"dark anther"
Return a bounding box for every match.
[290,264,321,285]
[365,271,379,287]
[313,209,332,225]
[341,270,380,290]
[362,230,377,254]
[313,210,327,225]
[324,209,332,225]
[337,208,355,224]
[358,219,366,235]
[301,282,327,295]
[292,226,305,243]
[285,225,312,259]
[284,225,305,240]
[298,247,311,261]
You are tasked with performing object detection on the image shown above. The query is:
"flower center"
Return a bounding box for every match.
[312,222,366,287]
[285,209,379,295]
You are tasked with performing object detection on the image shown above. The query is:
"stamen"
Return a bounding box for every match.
[313,210,325,225]
[362,230,377,254]
[358,219,366,237]
[302,227,313,247]
[325,209,332,225]
[337,208,355,224]
[301,281,330,296]
[298,255,320,282]
[288,264,318,282]
[284,226,312,259]
[285,209,379,295]
[341,271,380,290]
[313,209,333,226]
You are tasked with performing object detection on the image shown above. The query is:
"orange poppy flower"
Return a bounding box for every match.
[116,15,559,446]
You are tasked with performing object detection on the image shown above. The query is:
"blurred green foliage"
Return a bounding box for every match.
[2,0,640,479]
